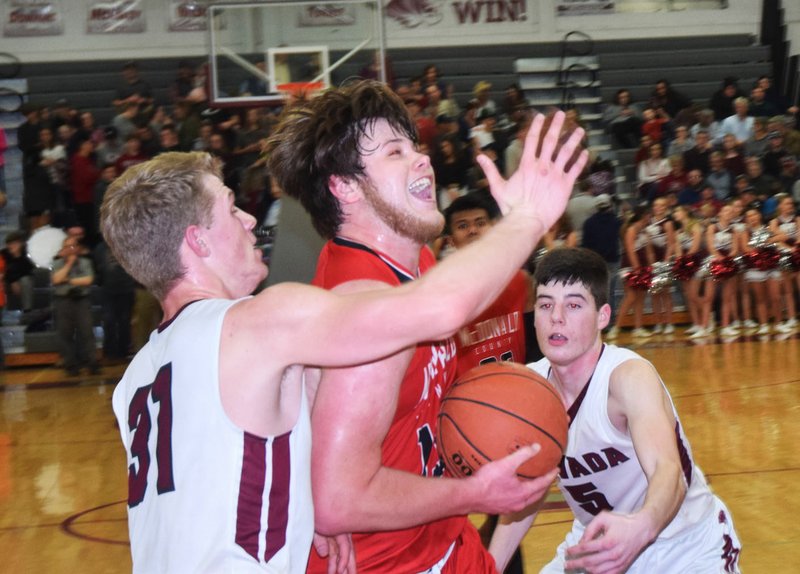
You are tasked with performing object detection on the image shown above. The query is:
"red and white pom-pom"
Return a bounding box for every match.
[672,254,701,281]
[625,266,653,290]
[744,247,780,271]
[708,256,739,280]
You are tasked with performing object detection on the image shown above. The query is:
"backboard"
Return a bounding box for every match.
[208,0,386,106]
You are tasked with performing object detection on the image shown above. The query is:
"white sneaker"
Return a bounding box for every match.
[775,322,794,334]
[743,319,758,329]
[730,320,741,329]
[688,327,708,339]
[632,328,652,338]
[720,326,740,337]
[606,326,620,338]
[663,324,675,335]
[784,318,798,329]
[652,324,663,334]
[685,325,700,335]
[756,324,771,335]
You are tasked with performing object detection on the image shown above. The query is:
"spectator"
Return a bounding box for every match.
[473,80,497,118]
[69,138,100,242]
[769,115,800,156]
[709,76,744,121]
[170,60,196,104]
[111,102,140,141]
[745,156,782,202]
[1,231,35,312]
[744,116,771,158]
[637,142,671,200]
[93,240,135,363]
[667,124,693,156]
[749,85,779,118]
[432,135,470,209]
[777,155,800,197]
[112,61,154,114]
[718,97,754,147]
[721,132,746,176]
[96,125,124,167]
[51,235,99,376]
[650,78,692,123]
[158,124,182,154]
[683,129,713,175]
[566,180,597,244]
[707,151,733,201]
[114,134,148,175]
[602,88,643,148]
[677,169,705,206]
[656,154,689,200]
[689,108,721,142]
[502,83,528,125]
[763,131,789,177]
[581,194,622,321]
[641,106,669,145]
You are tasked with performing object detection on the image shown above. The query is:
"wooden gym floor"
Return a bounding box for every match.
[1,331,798,572]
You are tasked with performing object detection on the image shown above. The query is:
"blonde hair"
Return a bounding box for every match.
[100,152,220,300]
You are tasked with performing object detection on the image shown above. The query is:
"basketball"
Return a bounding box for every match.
[437,362,568,479]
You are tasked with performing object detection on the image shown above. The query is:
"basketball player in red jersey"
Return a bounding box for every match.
[267,80,586,572]
[445,193,534,574]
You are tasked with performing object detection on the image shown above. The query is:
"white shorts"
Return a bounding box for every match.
[417,541,455,574]
[744,269,782,282]
[540,496,741,574]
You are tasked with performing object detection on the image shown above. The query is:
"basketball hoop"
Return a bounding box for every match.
[276,81,325,103]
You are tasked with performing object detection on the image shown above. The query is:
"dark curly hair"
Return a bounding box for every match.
[265,80,417,238]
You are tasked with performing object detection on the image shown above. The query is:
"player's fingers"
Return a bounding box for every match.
[553,127,586,172]
[501,443,541,471]
[313,534,330,558]
[519,112,546,167]
[476,152,503,196]
[538,111,565,165]
[566,149,590,183]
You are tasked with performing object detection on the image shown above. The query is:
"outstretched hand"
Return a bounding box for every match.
[477,111,588,233]
[470,444,559,515]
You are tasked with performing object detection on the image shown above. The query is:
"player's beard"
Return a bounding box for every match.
[361,178,443,245]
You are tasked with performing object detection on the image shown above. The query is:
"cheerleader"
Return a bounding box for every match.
[704,204,740,336]
[645,197,676,333]
[607,206,654,338]
[769,194,799,331]
[729,197,753,329]
[672,206,713,337]
[740,206,783,335]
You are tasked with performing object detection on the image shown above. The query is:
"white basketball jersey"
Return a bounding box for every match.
[529,344,715,540]
[112,299,314,573]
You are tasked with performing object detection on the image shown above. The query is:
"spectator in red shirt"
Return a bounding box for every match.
[70,138,100,243]
[114,134,148,175]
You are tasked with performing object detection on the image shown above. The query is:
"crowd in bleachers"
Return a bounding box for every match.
[1,58,799,372]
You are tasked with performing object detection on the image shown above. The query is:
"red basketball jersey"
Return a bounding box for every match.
[307,237,468,573]
[454,270,528,378]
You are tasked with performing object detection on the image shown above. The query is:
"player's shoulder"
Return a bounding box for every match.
[527,357,551,378]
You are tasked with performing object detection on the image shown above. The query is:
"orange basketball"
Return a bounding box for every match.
[437,362,568,479]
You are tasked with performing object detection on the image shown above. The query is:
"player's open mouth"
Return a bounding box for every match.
[549,333,567,342]
[408,177,434,201]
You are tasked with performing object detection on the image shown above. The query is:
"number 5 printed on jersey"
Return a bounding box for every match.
[127,364,175,507]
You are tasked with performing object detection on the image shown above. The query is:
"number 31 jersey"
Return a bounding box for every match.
[112,299,314,573]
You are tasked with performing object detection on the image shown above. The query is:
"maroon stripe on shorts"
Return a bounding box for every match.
[236,433,268,560]
[264,431,291,563]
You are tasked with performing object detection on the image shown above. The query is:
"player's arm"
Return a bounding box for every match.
[311,281,557,535]
[564,359,685,574]
[488,500,544,572]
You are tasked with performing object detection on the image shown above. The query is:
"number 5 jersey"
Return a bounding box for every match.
[112,299,314,573]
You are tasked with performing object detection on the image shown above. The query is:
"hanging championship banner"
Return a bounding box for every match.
[3,0,64,37]
[555,0,614,16]
[87,0,145,34]
[168,0,209,32]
